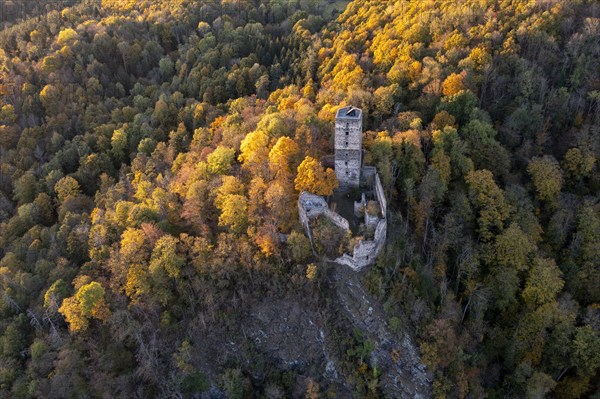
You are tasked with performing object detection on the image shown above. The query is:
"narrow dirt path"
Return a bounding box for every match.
[331,264,431,398]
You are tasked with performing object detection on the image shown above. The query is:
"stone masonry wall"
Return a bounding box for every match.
[335,107,362,188]
[335,218,387,271]
[298,192,349,232]
[297,106,387,272]
[298,171,387,272]
[374,173,387,216]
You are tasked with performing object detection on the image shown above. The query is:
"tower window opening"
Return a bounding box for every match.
[345,141,348,146]
[345,131,349,135]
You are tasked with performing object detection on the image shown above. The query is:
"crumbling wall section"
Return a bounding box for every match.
[332,170,387,271]
[297,106,388,272]
[365,211,379,228]
[374,173,387,216]
[323,209,350,231]
[354,193,365,217]
[298,197,310,229]
[298,191,349,238]
[333,254,362,271]
[334,218,387,271]
[373,218,387,255]
[298,174,388,271]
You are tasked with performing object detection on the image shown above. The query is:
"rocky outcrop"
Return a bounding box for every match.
[234,265,431,398]
[332,265,432,398]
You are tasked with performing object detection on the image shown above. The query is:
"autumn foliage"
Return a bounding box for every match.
[0,0,598,398]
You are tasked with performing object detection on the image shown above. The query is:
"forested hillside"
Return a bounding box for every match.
[0,0,599,398]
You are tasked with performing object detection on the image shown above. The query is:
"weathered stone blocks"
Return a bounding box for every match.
[297,106,388,271]
[335,106,363,188]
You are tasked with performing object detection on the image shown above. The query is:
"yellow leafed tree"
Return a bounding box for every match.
[217,194,248,234]
[268,136,299,179]
[59,281,110,333]
[238,129,270,176]
[294,156,338,196]
[442,72,467,96]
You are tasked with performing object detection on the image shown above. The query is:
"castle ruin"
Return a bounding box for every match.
[298,106,387,271]
[334,106,362,188]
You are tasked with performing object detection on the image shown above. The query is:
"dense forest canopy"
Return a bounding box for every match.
[0,0,599,397]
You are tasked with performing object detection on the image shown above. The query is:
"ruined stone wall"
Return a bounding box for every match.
[298,106,388,272]
[354,193,366,218]
[373,218,387,254]
[323,209,350,231]
[334,218,387,271]
[333,170,387,271]
[374,173,387,216]
[365,212,379,228]
[333,254,361,271]
[298,192,328,254]
[298,198,309,228]
[298,192,349,234]
[298,171,388,271]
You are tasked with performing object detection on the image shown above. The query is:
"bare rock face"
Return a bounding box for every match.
[191,263,430,397]
[331,265,432,398]
[245,299,326,374]
[238,266,431,398]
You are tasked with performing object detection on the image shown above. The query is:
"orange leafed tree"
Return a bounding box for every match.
[294,156,338,196]
[442,72,467,96]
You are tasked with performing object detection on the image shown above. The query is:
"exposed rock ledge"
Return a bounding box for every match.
[331,264,431,398]
[239,264,431,398]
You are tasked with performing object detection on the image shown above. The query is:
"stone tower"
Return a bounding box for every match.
[334,106,362,188]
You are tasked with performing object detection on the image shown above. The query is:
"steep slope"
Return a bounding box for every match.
[332,264,431,398]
